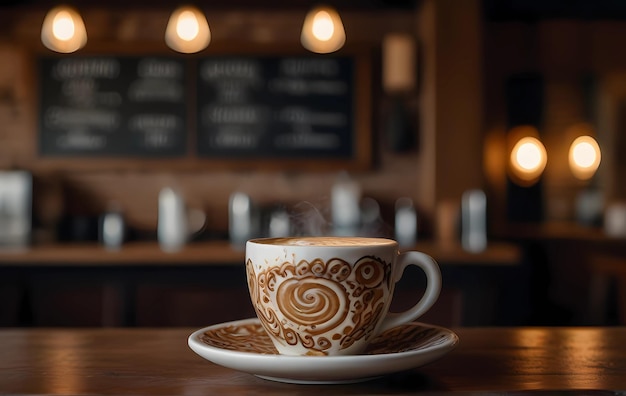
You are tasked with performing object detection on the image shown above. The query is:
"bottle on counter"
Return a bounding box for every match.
[100,203,125,250]
[158,187,188,253]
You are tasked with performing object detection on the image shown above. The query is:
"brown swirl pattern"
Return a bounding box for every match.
[277,278,348,335]
[200,322,278,355]
[246,255,392,355]
[200,320,454,356]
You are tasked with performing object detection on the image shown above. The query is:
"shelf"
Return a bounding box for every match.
[0,241,241,266]
[500,222,623,242]
[0,240,521,267]
[407,241,521,266]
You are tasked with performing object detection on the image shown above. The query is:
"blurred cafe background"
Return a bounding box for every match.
[1,0,626,328]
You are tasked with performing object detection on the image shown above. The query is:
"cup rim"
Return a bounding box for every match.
[247,236,398,248]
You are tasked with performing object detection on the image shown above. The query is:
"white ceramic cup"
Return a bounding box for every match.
[245,236,441,356]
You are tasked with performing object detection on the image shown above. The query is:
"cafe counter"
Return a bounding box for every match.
[0,240,522,327]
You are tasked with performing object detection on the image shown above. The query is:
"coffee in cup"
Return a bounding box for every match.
[245,236,441,356]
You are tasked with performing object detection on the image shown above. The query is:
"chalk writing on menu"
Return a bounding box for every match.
[196,56,354,158]
[39,57,187,157]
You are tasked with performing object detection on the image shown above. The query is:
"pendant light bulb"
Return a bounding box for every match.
[301,5,346,54]
[569,135,601,180]
[508,134,548,186]
[165,6,210,54]
[41,5,87,53]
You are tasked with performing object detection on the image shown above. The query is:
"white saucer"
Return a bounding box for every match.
[188,317,459,384]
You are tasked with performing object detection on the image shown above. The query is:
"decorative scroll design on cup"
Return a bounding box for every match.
[246,255,392,355]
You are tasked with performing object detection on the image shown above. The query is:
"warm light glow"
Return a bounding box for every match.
[572,142,596,168]
[165,6,210,54]
[312,11,334,41]
[516,141,543,171]
[52,11,75,41]
[301,6,345,54]
[41,5,87,53]
[509,136,547,185]
[569,135,601,180]
[176,11,200,41]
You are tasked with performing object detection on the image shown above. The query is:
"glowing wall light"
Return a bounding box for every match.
[569,135,601,180]
[508,131,547,186]
[41,5,87,53]
[165,5,210,54]
[301,5,345,54]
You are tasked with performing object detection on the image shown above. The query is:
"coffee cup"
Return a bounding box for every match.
[245,236,441,356]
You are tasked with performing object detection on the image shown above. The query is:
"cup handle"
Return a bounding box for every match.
[378,251,442,333]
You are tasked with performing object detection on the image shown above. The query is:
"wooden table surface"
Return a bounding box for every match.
[1,326,625,395]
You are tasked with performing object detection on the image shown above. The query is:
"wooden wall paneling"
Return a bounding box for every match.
[410,0,486,234]
[135,284,256,327]
[29,279,107,326]
[0,280,21,326]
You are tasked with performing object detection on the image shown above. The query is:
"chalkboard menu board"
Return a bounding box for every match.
[37,51,371,169]
[196,56,354,159]
[39,56,188,157]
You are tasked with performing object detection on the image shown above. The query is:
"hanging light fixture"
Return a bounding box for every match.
[165,5,211,54]
[301,5,346,54]
[41,5,87,53]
